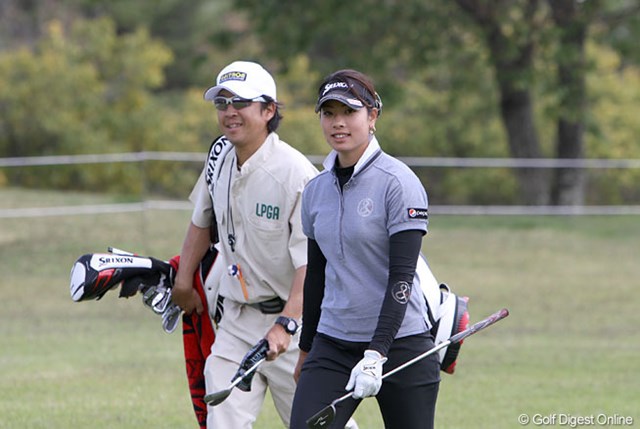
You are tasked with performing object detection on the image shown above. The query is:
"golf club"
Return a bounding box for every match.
[306,307,509,429]
[203,357,266,406]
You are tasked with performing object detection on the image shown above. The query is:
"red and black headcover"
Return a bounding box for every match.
[70,253,172,302]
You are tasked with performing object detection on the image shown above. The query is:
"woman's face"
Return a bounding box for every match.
[319,100,378,167]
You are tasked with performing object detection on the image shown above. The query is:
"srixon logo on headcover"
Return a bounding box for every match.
[255,203,280,220]
[99,256,134,264]
[89,254,153,270]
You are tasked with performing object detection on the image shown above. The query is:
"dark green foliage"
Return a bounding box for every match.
[0,0,638,204]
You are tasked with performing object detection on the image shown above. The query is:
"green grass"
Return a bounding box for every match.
[1,189,638,428]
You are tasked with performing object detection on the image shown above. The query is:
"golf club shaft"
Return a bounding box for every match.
[230,357,266,389]
[328,308,510,405]
[384,307,509,380]
[327,335,454,406]
[203,357,266,404]
[306,308,510,429]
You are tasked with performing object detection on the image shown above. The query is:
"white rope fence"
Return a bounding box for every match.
[2,152,639,218]
[0,201,192,219]
[2,152,640,169]
[2,202,640,219]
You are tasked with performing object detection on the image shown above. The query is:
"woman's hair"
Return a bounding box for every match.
[317,69,382,114]
[261,95,282,133]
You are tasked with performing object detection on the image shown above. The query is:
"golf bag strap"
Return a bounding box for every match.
[204,135,233,205]
[205,135,231,246]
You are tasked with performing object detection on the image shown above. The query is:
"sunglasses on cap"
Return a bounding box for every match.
[212,95,267,111]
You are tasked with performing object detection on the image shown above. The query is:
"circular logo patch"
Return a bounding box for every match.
[357,198,374,217]
[392,281,412,304]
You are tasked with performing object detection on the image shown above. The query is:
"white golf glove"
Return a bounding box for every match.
[345,350,388,399]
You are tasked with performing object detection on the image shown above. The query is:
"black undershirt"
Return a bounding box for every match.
[334,164,354,188]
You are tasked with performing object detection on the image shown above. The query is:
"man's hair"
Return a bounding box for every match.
[261,96,282,133]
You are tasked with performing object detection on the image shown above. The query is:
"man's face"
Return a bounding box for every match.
[215,90,274,148]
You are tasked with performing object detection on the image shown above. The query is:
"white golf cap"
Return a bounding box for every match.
[203,61,277,101]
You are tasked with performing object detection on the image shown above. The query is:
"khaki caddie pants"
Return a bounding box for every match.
[204,299,299,429]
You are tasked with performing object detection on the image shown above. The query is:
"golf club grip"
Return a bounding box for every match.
[230,357,266,389]
[449,307,509,344]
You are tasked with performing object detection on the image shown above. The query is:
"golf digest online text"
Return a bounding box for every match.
[518,413,634,427]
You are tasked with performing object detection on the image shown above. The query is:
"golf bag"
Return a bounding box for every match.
[69,247,222,429]
[415,253,470,374]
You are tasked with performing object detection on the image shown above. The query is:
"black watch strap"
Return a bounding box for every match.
[275,316,298,335]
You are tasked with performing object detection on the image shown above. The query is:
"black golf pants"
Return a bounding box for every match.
[290,332,440,429]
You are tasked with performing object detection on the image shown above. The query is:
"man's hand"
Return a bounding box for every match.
[346,350,388,399]
[172,222,211,315]
[264,322,292,361]
[171,274,203,315]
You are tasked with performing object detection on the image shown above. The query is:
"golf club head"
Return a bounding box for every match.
[151,288,171,313]
[306,403,337,429]
[161,303,182,333]
[142,286,159,308]
[203,388,232,406]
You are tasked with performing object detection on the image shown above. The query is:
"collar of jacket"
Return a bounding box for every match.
[322,136,382,178]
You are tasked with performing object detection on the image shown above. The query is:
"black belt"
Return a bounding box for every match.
[246,296,286,314]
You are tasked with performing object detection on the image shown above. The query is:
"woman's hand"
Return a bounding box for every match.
[294,350,308,383]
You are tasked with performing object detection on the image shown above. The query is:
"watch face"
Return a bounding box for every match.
[278,317,297,334]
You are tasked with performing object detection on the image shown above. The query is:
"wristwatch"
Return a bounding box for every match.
[275,316,299,335]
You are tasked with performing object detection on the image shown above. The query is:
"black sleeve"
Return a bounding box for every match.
[299,238,326,353]
[369,229,424,356]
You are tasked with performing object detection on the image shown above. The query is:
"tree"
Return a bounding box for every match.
[66,0,270,90]
[457,0,640,205]
[0,17,174,192]
[235,0,640,205]
[547,0,591,205]
[455,0,605,205]
[455,0,549,204]
[585,42,640,204]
